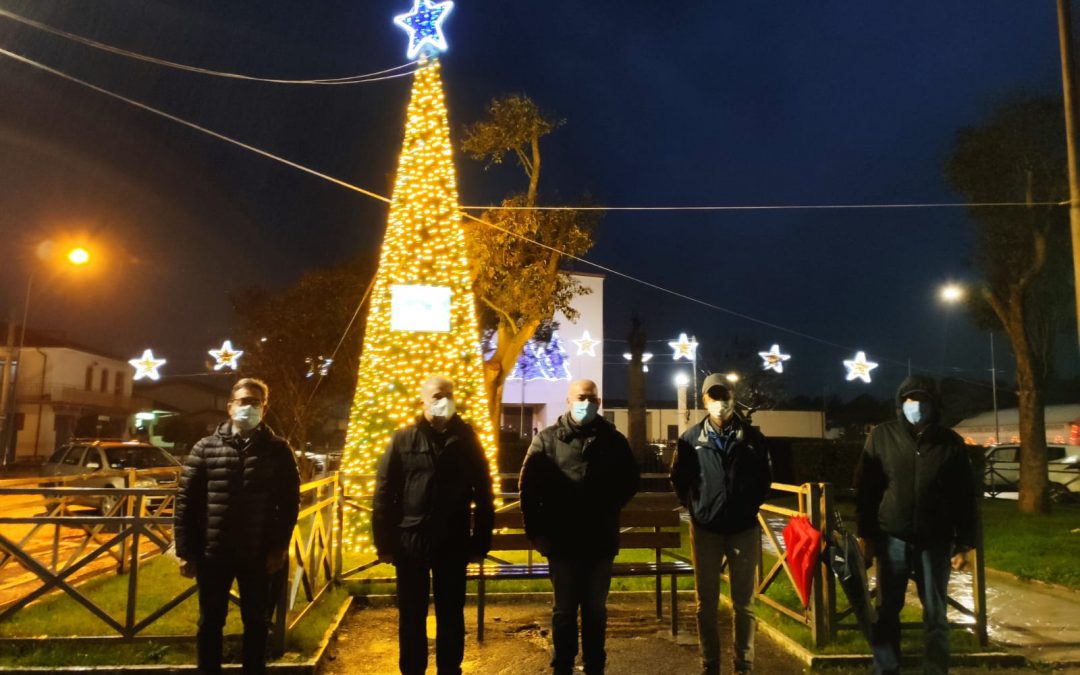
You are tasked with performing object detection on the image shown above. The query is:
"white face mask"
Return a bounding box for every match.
[429,396,456,420]
[231,405,263,432]
[707,399,734,422]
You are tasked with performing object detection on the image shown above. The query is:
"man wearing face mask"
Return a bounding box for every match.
[670,373,772,675]
[373,375,495,675]
[519,379,639,675]
[175,378,300,675]
[854,374,975,675]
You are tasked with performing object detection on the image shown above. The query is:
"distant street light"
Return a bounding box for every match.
[725,372,740,384]
[1,243,94,464]
[939,282,1000,444]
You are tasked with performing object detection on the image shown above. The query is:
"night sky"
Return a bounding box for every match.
[0,0,1075,402]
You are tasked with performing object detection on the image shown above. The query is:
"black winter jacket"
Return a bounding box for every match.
[854,375,976,552]
[519,414,640,559]
[174,422,300,563]
[372,415,495,562]
[669,414,773,535]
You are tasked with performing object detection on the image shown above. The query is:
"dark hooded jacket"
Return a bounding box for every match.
[519,414,640,559]
[372,414,495,562]
[854,375,976,552]
[174,421,300,563]
[669,413,773,534]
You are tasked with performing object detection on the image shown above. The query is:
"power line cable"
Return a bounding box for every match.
[462,201,1067,212]
[0,45,993,382]
[0,8,418,85]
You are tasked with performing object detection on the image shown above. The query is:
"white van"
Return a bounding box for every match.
[984,443,1080,503]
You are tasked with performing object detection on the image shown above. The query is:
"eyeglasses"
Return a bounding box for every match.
[232,397,264,406]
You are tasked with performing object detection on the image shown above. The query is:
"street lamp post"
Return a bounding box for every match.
[939,283,1000,444]
[1,246,91,464]
[674,372,690,434]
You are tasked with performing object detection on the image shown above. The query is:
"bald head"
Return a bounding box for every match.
[420,376,454,399]
[420,376,455,426]
[567,379,599,405]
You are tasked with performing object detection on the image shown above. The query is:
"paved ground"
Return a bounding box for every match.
[982,570,1080,667]
[320,596,1051,674]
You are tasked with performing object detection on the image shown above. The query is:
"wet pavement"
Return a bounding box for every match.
[321,595,1051,674]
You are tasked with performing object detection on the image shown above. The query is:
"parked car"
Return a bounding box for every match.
[984,443,1080,503]
[41,440,182,512]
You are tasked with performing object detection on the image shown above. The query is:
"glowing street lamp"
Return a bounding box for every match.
[67,247,90,266]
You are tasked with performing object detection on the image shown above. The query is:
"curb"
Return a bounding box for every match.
[984,566,1080,598]
[0,595,354,674]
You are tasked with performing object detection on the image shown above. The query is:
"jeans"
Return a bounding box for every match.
[871,536,952,675]
[547,556,614,674]
[395,554,468,675]
[690,522,759,673]
[195,559,282,674]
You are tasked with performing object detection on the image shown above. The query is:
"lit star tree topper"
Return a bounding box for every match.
[571,330,600,357]
[129,349,166,381]
[394,0,454,60]
[843,351,879,383]
[209,340,243,371]
[758,344,791,373]
[340,58,497,554]
[669,333,698,361]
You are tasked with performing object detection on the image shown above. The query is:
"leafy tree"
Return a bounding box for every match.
[231,257,375,460]
[461,94,598,432]
[945,96,1075,514]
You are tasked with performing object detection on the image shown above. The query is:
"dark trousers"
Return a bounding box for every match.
[395,554,468,675]
[871,536,952,675]
[548,556,614,675]
[196,559,280,674]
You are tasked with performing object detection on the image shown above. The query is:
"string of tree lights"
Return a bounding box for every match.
[0,44,1001,394]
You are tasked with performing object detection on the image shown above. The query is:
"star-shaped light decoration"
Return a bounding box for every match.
[129,349,167,381]
[305,356,334,379]
[843,351,879,383]
[622,351,653,372]
[209,340,243,371]
[758,344,791,373]
[572,330,600,357]
[668,333,698,361]
[394,0,454,60]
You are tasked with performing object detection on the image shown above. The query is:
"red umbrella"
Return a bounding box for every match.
[782,516,822,608]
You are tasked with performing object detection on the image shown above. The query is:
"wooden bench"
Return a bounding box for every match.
[471,494,694,641]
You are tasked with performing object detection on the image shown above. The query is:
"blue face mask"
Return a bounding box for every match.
[902,400,929,425]
[570,400,599,425]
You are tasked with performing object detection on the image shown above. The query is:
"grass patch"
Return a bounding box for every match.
[979,499,1080,589]
[0,555,347,667]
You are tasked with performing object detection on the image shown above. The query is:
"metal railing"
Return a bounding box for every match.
[0,470,340,655]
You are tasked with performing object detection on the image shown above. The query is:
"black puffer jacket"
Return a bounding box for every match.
[372,415,495,562]
[670,413,773,534]
[174,422,300,563]
[854,375,976,552]
[519,414,640,559]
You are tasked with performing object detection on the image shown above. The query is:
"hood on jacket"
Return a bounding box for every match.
[895,374,940,426]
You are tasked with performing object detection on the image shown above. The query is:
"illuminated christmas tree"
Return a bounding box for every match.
[340,52,497,552]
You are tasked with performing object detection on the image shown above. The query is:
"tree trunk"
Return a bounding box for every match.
[483,318,541,444]
[1002,292,1050,514]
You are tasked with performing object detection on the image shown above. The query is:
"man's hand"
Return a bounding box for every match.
[857,537,875,568]
[265,549,288,574]
[179,560,197,579]
[951,551,969,572]
[532,536,552,557]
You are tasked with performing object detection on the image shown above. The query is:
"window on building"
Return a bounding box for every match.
[85,366,94,391]
[114,372,124,395]
[100,368,109,393]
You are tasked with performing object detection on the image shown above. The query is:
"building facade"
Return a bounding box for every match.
[3,345,140,462]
